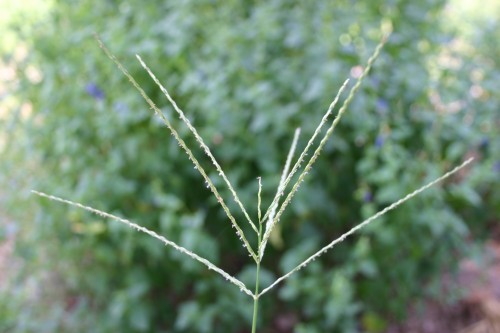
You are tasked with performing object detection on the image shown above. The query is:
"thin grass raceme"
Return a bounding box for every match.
[33,29,474,332]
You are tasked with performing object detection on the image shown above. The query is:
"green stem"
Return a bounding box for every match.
[252,222,263,333]
[251,262,260,333]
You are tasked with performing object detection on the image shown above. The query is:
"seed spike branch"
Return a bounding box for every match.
[260,79,349,227]
[258,157,474,297]
[136,55,258,235]
[259,127,301,259]
[95,37,258,262]
[257,177,262,224]
[263,36,388,250]
[31,190,255,298]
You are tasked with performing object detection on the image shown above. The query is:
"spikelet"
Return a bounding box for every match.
[258,157,474,297]
[32,190,255,298]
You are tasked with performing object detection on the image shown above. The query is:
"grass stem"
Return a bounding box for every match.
[251,262,261,333]
[252,218,263,333]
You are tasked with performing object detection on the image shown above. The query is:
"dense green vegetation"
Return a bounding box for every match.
[1,0,498,332]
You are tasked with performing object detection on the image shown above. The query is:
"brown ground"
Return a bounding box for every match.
[0,235,15,289]
[388,235,500,333]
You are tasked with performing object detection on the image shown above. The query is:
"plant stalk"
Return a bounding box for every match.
[252,222,263,333]
[251,262,260,333]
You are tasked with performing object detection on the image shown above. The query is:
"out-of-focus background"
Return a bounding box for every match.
[1,0,499,332]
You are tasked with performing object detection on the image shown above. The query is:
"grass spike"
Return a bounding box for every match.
[95,36,258,262]
[32,190,255,298]
[136,55,258,235]
[260,79,349,227]
[257,177,262,224]
[258,157,474,297]
[265,35,388,246]
[259,127,301,259]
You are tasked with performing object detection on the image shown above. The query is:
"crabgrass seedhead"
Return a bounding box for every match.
[33,28,474,332]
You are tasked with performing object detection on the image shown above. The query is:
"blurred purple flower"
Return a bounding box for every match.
[85,82,105,100]
[494,161,500,173]
[479,137,489,151]
[363,191,373,203]
[376,98,389,114]
[371,77,381,88]
[375,135,385,149]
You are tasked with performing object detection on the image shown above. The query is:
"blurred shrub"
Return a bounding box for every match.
[5,0,498,332]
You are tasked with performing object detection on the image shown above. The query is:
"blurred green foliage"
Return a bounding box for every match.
[1,0,499,332]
